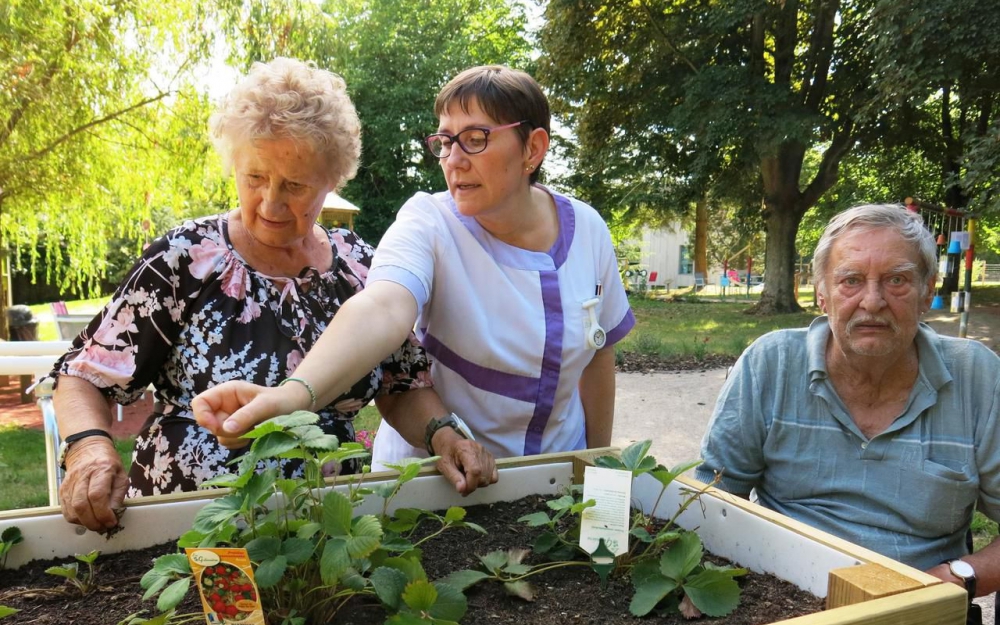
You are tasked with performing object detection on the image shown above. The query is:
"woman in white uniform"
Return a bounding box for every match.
[193,65,634,495]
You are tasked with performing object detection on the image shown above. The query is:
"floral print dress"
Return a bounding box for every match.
[50,214,432,497]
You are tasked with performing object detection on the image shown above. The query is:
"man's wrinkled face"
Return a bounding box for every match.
[817,227,935,359]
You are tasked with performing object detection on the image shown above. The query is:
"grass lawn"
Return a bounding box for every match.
[620,296,818,359]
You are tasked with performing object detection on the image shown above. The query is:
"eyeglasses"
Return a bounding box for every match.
[424,120,528,158]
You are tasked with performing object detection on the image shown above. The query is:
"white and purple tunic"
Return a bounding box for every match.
[368,187,634,464]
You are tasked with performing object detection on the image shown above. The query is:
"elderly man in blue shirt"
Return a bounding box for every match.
[697,204,999,622]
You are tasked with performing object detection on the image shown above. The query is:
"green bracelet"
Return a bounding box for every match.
[280,377,317,410]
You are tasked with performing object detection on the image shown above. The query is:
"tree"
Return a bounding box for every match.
[866,0,1000,213]
[218,0,532,244]
[539,0,993,312]
[0,0,220,332]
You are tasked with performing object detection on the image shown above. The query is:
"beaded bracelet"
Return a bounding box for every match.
[280,377,317,411]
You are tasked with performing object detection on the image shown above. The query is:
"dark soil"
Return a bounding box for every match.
[0,541,202,624]
[0,496,822,625]
[617,352,737,374]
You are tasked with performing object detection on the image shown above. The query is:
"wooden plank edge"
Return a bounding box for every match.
[770,583,967,625]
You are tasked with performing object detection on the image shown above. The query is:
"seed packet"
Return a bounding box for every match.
[185,548,265,625]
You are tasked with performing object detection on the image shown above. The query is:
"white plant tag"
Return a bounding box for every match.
[579,466,632,557]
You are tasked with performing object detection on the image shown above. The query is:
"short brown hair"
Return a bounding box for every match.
[434,65,550,183]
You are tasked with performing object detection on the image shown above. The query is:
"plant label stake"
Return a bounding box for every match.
[579,466,632,557]
[589,538,616,588]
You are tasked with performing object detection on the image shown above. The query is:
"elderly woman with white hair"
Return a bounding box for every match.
[49,58,455,532]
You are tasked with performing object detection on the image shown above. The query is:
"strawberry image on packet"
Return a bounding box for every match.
[186,548,265,625]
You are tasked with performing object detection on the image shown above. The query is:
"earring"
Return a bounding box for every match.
[524,164,534,172]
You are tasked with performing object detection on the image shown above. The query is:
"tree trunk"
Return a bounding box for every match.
[694,195,708,277]
[753,206,803,313]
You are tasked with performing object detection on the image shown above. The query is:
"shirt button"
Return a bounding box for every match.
[861,442,869,450]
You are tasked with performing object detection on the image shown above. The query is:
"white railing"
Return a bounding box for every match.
[0,342,72,506]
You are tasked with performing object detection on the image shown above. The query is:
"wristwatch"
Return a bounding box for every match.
[948,559,977,598]
[424,414,473,456]
[58,429,114,471]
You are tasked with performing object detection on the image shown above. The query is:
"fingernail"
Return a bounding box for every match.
[223,419,239,433]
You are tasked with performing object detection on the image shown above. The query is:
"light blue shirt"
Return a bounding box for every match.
[696,317,1000,570]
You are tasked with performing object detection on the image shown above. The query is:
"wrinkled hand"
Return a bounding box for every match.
[193,381,309,449]
[60,438,128,532]
[432,429,498,496]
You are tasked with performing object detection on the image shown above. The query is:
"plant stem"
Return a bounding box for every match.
[666,478,718,529]
[504,560,592,583]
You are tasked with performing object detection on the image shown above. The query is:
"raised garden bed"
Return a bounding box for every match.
[0,451,968,625]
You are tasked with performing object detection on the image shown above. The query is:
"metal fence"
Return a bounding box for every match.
[983,264,1000,283]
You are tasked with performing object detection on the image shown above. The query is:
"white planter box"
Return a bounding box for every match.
[0,451,967,624]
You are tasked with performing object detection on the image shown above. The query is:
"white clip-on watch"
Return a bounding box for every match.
[582,298,606,350]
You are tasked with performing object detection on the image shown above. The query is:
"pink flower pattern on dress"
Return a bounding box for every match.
[187,237,227,279]
[331,231,369,289]
[65,344,137,388]
[286,349,304,372]
[50,214,432,498]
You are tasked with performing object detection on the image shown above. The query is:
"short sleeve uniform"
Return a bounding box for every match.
[50,214,431,496]
[367,187,634,463]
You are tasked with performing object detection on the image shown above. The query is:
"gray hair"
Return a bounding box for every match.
[813,204,938,294]
[209,57,362,190]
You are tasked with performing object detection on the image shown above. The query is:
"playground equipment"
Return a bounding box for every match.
[905,198,977,338]
[720,243,760,299]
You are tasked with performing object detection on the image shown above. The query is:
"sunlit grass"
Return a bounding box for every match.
[618,297,819,360]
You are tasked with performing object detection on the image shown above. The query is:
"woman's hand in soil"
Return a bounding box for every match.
[60,437,128,532]
[193,381,306,448]
[433,430,499,496]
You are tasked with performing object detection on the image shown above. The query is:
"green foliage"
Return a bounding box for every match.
[863,0,1000,213]
[447,440,744,619]
[44,550,102,596]
[216,0,531,246]
[139,411,472,625]
[539,0,1000,313]
[0,0,224,299]
[0,526,23,569]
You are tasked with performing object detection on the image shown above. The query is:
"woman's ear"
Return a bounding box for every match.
[524,126,549,169]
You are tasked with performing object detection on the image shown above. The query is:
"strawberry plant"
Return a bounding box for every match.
[0,527,22,570]
[43,550,102,597]
[443,440,747,619]
[0,548,104,620]
[136,411,481,625]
